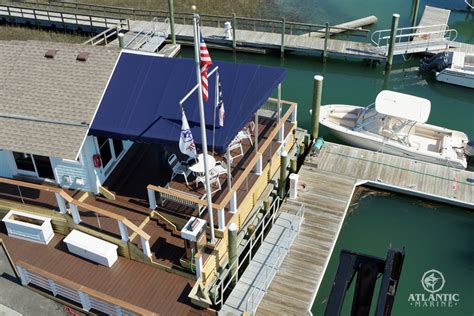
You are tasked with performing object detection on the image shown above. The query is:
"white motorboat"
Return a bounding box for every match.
[420,52,474,88]
[319,90,472,169]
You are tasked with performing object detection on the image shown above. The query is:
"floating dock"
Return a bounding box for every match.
[257,141,473,315]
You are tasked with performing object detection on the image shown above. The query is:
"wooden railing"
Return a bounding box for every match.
[1,0,369,38]
[147,99,297,224]
[0,3,128,30]
[16,260,157,315]
[0,177,151,255]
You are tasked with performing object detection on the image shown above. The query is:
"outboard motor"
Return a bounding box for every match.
[419,52,453,73]
[465,140,474,165]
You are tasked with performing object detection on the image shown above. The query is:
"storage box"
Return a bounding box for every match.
[2,210,54,245]
[64,229,118,267]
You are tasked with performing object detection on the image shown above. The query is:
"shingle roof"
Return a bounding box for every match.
[0,40,120,160]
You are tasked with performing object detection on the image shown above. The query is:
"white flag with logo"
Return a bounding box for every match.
[217,79,225,127]
[179,110,197,158]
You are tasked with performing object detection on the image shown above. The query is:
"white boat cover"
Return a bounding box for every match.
[375,90,431,123]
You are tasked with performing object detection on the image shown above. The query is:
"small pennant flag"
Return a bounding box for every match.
[199,32,212,102]
[179,110,197,158]
[217,79,225,127]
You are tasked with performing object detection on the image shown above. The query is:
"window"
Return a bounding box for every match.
[97,136,113,168]
[12,152,55,180]
[13,152,35,172]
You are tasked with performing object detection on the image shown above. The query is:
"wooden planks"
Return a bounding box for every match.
[258,166,356,315]
[258,141,473,315]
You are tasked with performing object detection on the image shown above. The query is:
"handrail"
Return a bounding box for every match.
[1,0,367,37]
[16,260,158,315]
[147,99,297,213]
[0,177,150,241]
[370,24,454,46]
[212,196,281,308]
[466,0,474,9]
[151,210,179,234]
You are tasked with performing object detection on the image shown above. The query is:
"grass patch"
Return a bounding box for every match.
[0,24,88,42]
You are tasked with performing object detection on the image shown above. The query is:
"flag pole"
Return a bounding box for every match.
[212,71,219,154]
[193,12,216,244]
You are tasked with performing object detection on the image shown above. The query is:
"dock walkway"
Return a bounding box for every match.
[258,141,473,315]
[221,212,302,315]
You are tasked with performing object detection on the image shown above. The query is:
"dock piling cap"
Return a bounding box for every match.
[314,75,324,81]
[229,223,238,232]
[393,13,400,18]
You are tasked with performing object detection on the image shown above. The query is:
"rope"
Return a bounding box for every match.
[327,150,473,186]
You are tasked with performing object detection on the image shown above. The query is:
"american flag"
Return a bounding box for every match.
[199,32,212,102]
[217,79,225,127]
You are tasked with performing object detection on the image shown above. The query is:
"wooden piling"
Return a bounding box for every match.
[385,13,400,72]
[411,0,420,28]
[228,222,238,286]
[280,18,286,57]
[311,75,324,139]
[278,151,289,199]
[168,0,176,44]
[290,158,297,174]
[232,13,237,50]
[322,22,329,63]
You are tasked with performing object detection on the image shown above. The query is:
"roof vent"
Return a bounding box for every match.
[76,52,90,62]
[44,49,58,59]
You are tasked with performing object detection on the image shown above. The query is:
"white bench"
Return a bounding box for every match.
[64,230,118,267]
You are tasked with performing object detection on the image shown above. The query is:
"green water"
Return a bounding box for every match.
[181,1,473,314]
[311,190,474,316]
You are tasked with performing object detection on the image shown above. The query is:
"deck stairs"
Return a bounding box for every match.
[220,210,303,315]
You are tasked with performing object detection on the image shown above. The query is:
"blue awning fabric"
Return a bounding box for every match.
[89,51,286,153]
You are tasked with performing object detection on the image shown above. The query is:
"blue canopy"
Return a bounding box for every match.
[89,51,286,153]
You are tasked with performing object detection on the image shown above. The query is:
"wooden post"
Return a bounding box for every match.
[140,237,152,258]
[70,204,81,224]
[228,222,238,286]
[54,192,67,214]
[195,253,203,279]
[168,0,176,44]
[278,151,289,199]
[118,33,125,48]
[385,13,400,72]
[118,221,129,242]
[411,0,419,28]
[232,13,237,50]
[323,22,329,63]
[263,197,272,213]
[280,18,286,58]
[290,158,297,173]
[311,75,324,140]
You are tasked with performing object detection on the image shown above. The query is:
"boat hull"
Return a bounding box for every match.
[436,69,474,88]
[320,105,468,169]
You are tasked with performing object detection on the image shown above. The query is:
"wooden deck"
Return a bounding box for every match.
[414,5,451,41]
[258,141,473,315]
[0,225,214,315]
[257,167,356,315]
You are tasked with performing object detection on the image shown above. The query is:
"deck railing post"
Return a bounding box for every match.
[148,188,157,209]
[280,17,286,58]
[118,221,129,242]
[232,13,237,50]
[291,105,297,124]
[411,0,420,28]
[17,266,29,285]
[140,236,152,257]
[323,22,329,63]
[311,75,324,139]
[168,0,176,44]
[255,155,263,175]
[217,208,225,230]
[70,203,81,224]
[230,192,237,213]
[195,253,203,279]
[118,32,125,48]
[228,222,238,286]
[385,13,400,72]
[78,291,91,311]
[54,192,67,214]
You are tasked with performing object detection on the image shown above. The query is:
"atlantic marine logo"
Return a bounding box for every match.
[408,269,460,308]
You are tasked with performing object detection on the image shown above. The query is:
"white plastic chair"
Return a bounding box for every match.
[195,172,222,194]
[168,154,192,185]
[211,161,228,176]
[236,121,255,146]
[228,139,244,162]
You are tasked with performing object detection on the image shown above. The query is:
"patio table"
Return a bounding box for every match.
[189,154,216,175]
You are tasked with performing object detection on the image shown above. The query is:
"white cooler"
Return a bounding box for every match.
[289,173,299,200]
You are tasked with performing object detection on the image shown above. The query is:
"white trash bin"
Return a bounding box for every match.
[289,173,299,200]
[224,21,233,40]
